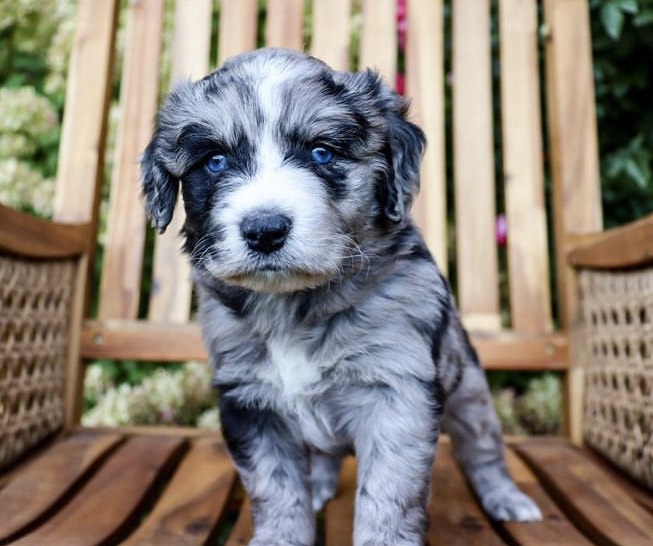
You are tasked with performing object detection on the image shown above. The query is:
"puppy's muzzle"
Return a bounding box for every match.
[241,212,292,254]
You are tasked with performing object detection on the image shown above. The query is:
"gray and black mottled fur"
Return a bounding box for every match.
[141,48,541,546]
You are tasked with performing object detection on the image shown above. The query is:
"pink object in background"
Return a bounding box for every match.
[496,214,508,246]
[396,0,407,94]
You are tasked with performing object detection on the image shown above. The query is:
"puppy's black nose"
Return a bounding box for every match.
[241,213,292,254]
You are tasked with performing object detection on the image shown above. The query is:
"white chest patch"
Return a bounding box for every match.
[263,337,322,397]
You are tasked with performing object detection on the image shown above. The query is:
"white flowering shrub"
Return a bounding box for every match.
[83,362,220,429]
[1,0,76,217]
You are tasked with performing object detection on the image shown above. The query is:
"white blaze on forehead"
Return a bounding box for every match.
[255,58,305,127]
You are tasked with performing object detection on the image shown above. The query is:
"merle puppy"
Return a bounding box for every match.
[141,48,541,546]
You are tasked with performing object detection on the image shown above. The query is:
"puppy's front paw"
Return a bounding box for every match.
[480,486,542,522]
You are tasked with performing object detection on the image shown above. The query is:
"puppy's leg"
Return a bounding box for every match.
[219,391,315,546]
[440,323,542,521]
[352,384,438,546]
[310,451,342,512]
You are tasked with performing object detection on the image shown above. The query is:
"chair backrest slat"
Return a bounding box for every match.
[266,0,305,51]
[452,0,500,331]
[543,0,602,328]
[98,0,165,320]
[54,0,119,226]
[405,0,447,271]
[311,0,352,71]
[148,0,213,323]
[500,0,552,333]
[57,0,603,344]
[360,0,397,85]
[218,0,258,64]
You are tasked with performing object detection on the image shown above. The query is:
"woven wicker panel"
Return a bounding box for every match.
[579,268,653,489]
[0,255,75,469]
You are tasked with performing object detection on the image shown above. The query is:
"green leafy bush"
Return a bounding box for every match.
[591,0,653,226]
[492,373,562,435]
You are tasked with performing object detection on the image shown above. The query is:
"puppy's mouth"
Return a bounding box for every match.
[222,268,333,293]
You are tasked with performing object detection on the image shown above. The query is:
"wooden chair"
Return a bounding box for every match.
[1,0,652,544]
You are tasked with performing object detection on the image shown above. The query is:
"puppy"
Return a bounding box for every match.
[141,48,541,546]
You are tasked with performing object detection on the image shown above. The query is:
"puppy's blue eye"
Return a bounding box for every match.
[310,147,334,165]
[206,154,228,173]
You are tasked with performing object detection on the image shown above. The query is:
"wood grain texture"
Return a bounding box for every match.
[266,0,304,50]
[359,0,397,84]
[218,0,258,64]
[311,0,352,70]
[10,435,185,546]
[499,0,552,334]
[405,0,447,269]
[224,496,254,546]
[325,456,356,546]
[122,438,237,545]
[568,213,653,270]
[79,319,569,370]
[148,0,212,323]
[53,0,119,226]
[544,0,602,328]
[502,447,595,546]
[427,442,506,545]
[81,319,206,361]
[0,432,123,543]
[98,0,165,320]
[452,0,500,331]
[515,438,653,546]
[0,204,90,259]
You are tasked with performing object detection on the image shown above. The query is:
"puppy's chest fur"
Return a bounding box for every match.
[204,281,439,452]
[261,336,325,397]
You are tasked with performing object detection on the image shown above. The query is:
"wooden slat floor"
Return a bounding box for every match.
[0,431,651,546]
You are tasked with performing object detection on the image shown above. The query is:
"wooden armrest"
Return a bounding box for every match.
[567,213,653,270]
[0,203,91,259]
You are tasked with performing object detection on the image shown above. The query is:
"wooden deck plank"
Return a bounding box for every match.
[325,456,355,546]
[499,0,552,334]
[122,438,237,545]
[98,0,165,320]
[0,432,123,543]
[427,442,506,546]
[502,446,595,546]
[224,496,253,546]
[266,0,304,51]
[452,0,500,331]
[10,436,186,546]
[582,446,653,516]
[515,439,653,546]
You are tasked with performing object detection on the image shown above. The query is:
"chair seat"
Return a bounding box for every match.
[0,431,651,546]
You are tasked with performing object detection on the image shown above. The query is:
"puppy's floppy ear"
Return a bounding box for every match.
[381,90,426,223]
[140,137,179,234]
[339,69,426,223]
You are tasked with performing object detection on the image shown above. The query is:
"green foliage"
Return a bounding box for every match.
[0,0,75,217]
[491,373,562,435]
[591,0,653,226]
